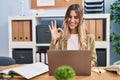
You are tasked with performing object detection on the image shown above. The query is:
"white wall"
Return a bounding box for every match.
[0,0,66,56]
[0,0,30,56]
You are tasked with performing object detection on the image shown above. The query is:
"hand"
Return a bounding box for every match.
[49,20,63,43]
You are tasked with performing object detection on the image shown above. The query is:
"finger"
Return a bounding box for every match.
[54,20,57,28]
[57,28,64,33]
[51,21,54,29]
[48,25,52,31]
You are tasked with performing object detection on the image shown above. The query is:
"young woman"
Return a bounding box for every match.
[49,4,97,66]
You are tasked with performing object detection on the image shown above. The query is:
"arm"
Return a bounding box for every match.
[87,34,97,67]
[49,39,62,50]
[49,40,57,49]
[49,20,63,50]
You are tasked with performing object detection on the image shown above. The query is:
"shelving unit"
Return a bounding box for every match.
[8,16,36,63]
[84,14,110,66]
[9,13,110,66]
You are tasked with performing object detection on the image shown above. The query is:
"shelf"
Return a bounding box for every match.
[11,42,34,48]
[36,44,50,46]
[95,41,109,48]
[12,42,33,45]
[9,13,110,65]
[84,13,110,18]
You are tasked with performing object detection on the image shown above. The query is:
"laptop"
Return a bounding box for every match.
[47,50,92,76]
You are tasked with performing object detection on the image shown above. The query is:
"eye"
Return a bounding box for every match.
[74,16,79,19]
[68,16,72,18]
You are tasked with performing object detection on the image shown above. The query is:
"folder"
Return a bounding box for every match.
[95,20,103,41]
[84,20,90,34]
[12,21,19,41]
[18,21,24,41]
[89,20,96,38]
[23,21,31,41]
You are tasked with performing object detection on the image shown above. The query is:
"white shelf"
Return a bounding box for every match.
[95,41,109,48]
[84,13,110,19]
[11,45,34,48]
[36,44,50,46]
[12,42,33,45]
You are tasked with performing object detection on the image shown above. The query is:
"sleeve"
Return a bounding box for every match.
[88,34,97,67]
[49,40,57,49]
[49,39,61,50]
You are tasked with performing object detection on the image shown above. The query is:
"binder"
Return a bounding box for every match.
[95,20,103,41]
[23,21,31,41]
[18,21,24,41]
[12,21,19,41]
[84,20,90,34]
[89,20,96,38]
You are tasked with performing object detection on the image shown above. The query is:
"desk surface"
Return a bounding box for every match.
[0,64,120,80]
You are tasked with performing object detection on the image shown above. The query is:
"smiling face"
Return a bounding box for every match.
[64,4,83,35]
[67,10,79,33]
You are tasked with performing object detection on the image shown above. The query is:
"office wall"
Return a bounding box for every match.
[0,0,119,64]
[105,0,120,64]
[0,0,66,56]
[0,0,30,56]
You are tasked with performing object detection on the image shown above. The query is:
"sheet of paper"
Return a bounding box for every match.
[37,0,55,6]
[92,68,106,73]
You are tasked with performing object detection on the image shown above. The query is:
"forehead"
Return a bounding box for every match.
[70,10,77,16]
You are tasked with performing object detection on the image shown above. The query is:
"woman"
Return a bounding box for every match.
[49,4,97,66]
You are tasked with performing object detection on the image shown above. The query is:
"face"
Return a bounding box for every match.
[67,10,79,33]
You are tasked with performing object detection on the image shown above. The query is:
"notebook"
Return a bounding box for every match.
[47,50,92,76]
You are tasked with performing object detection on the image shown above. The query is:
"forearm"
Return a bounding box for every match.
[49,40,56,49]
[91,42,97,67]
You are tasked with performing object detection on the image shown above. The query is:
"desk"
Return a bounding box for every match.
[0,64,120,80]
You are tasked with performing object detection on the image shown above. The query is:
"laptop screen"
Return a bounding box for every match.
[47,50,92,76]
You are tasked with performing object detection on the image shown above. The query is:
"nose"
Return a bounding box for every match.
[71,17,75,22]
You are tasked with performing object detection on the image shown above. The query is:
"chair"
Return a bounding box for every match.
[0,56,16,66]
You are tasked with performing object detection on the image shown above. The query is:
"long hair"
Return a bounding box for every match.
[62,4,87,49]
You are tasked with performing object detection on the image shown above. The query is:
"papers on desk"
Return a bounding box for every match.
[104,65,120,75]
[3,62,48,79]
[92,68,106,74]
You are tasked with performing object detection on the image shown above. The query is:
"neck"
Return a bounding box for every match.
[70,29,78,34]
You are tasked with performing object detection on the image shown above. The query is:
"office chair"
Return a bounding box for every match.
[0,56,16,66]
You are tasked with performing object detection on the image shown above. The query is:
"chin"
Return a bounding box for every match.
[70,26,76,29]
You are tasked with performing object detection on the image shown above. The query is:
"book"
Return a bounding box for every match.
[23,21,31,41]
[3,62,48,79]
[95,20,103,41]
[12,21,19,41]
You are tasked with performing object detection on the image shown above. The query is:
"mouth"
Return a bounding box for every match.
[69,23,76,26]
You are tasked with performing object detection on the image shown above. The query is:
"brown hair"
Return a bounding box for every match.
[62,4,87,49]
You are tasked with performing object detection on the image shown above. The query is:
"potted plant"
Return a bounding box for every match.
[110,0,120,54]
[110,32,120,54]
[110,0,120,24]
[54,66,76,80]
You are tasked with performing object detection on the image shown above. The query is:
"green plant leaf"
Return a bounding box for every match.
[110,0,120,24]
[111,32,120,54]
[54,65,76,80]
